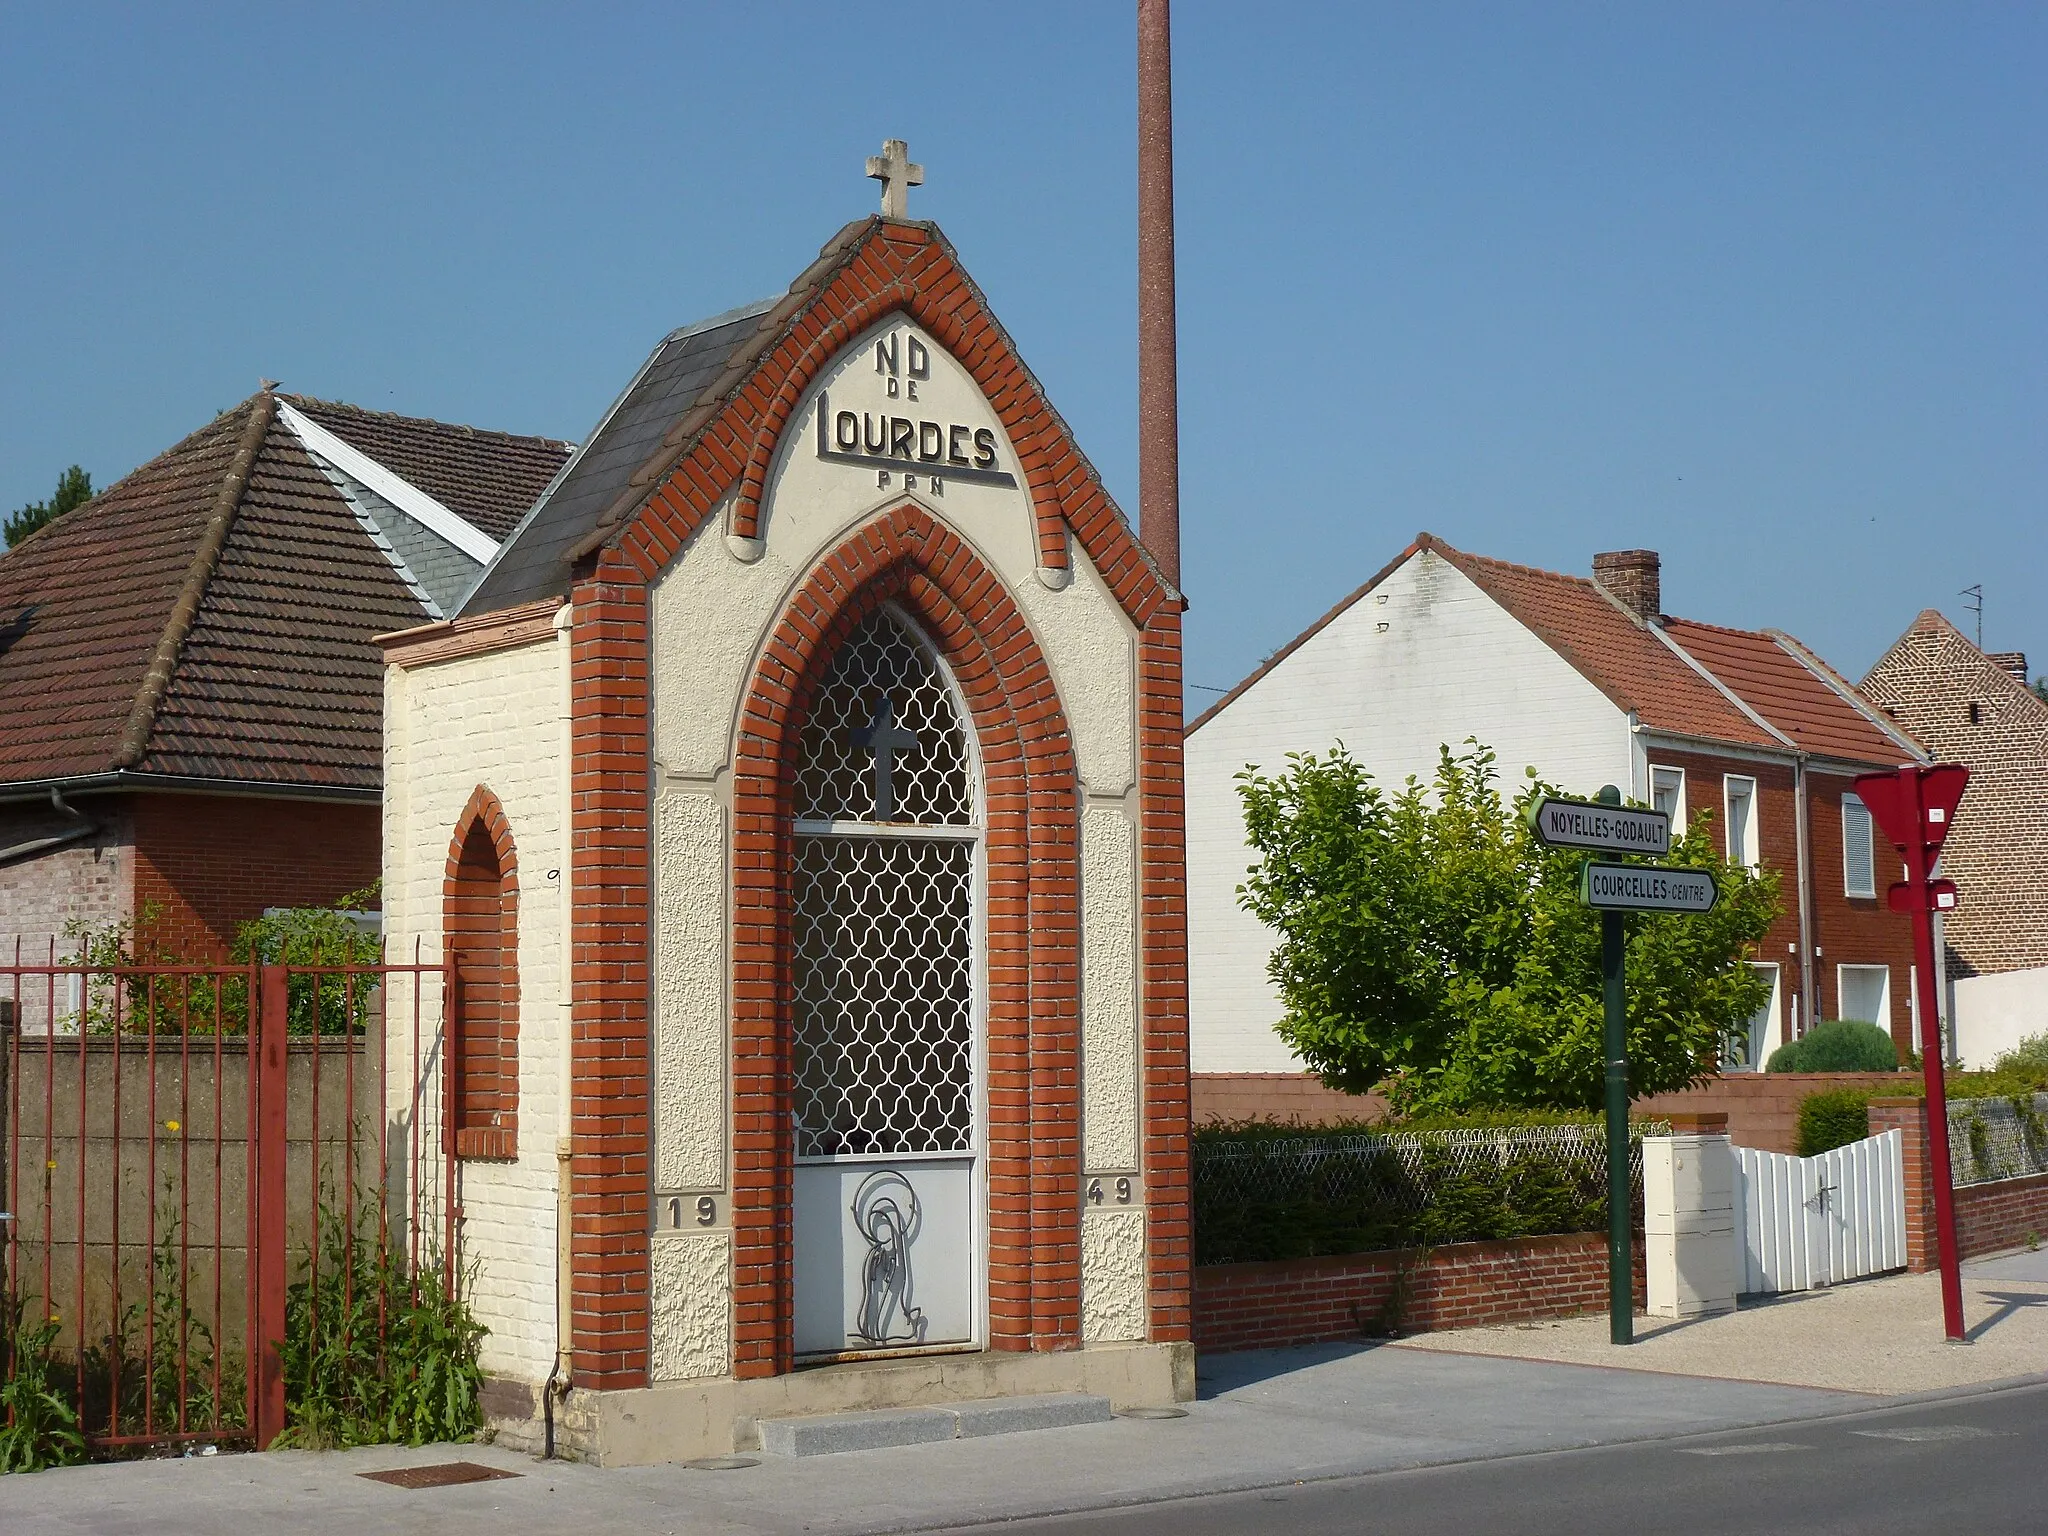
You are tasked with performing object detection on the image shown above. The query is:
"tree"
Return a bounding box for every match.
[5,465,93,547]
[2032,676,2048,708]
[1234,742,1780,1115]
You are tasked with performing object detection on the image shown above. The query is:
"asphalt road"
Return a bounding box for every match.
[978,1380,2048,1536]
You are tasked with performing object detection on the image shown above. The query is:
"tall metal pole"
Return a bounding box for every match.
[1603,908,1632,1345]
[1596,785,1632,1345]
[1137,0,1182,588]
[1902,772,1968,1341]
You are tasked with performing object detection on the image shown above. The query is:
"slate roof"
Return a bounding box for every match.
[459,299,778,615]
[0,392,571,794]
[1189,531,1916,769]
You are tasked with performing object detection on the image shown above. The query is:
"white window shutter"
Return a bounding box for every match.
[1843,793,1875,898]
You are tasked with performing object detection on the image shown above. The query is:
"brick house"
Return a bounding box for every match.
[1186,534,1928,1097]
[1862,609,2048,1064]
[0,391,569,983]
[376,210,1190,1460]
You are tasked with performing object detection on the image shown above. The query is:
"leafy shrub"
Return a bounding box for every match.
[58,887,381,1036]
[274,1198,486,1450]
[1765,1019,1900,1073]
[1796,1088,1875,1156]
[1233,743,1779,1114]
[1991,1033,2048,1081]
[0,1297,86,1473]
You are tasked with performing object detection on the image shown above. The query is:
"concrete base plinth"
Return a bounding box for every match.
[488,1340,1193,1467]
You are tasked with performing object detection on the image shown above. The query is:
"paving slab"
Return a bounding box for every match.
[1392,1250,2048,1394]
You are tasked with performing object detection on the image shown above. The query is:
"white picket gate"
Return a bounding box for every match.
[1734,1130,1907,1295]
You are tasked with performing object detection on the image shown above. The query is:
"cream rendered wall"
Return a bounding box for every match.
[383,628,569,1386]
[647,313,1148,1366]
[1185,548,1633,1074]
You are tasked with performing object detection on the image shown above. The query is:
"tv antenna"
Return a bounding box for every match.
[1961,585,1983,649]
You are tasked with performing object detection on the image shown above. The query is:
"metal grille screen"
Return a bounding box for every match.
[795,608,972,824]
[792,836,974,1158]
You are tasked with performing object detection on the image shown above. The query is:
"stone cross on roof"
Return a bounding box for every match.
[866,139,924,220]
[848,697,921,820]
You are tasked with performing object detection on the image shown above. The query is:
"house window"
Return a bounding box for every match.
[1723,776,1759,870]
[1650,766,1686,833]
[1842,792,1876,899]
[444,795,519,1161]
[1726,962,1781,1071]
[1836,964,1891,1032]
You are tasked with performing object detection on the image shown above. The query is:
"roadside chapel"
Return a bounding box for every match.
[377,149,1192,1463]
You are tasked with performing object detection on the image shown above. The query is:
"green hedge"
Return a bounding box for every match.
[1796,1088,1875,1156]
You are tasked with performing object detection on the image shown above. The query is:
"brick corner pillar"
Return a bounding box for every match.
[1869,1097,1934,1273]
[566,572,655,1388]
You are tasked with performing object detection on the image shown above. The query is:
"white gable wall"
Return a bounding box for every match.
[1186,548,1633,1073]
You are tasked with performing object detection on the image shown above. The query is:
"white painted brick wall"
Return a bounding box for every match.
[384,629,569,1385]
[1186,549,1633,1072]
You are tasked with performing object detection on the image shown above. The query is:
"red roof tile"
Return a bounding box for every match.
[1663,619,1912,766]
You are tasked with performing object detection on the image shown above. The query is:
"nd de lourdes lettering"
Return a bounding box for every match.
[812,329,1018,491]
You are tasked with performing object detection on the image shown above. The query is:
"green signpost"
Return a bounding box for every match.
[1527,786,1716,1346]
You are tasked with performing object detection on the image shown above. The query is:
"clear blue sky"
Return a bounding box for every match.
[3,3,2041,705]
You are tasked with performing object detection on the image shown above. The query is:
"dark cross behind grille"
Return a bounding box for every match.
[848,697,921,820]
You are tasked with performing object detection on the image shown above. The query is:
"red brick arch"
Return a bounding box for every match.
[443,785,519,1162]
[729,503,1083,1377]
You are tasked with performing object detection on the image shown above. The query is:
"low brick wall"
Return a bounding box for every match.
[1871,1097,2048,1269]
[1956,1171,2048,1258]
[1634,1072,1908,1153]
[1192,1072,1387,1127]
[1193,1232,1648,1354]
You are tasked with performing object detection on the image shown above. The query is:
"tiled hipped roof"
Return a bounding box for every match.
[0,393,570,793]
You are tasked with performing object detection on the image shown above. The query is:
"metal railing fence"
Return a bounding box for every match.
[0,948,455,1453]
[1193,1122,1665,1267]
[1948,1093,2048,1188]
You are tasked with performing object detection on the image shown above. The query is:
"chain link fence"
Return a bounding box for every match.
[1948,1093,2048,1187]
[1193,1122,1666,1266]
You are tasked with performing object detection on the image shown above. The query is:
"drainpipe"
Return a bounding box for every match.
[1793,755,1815,1037]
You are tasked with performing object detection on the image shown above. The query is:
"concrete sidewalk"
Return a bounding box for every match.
[1395,1248,2048,1394]
[0,1348,1870,1536]
[5,1253,2041,1536]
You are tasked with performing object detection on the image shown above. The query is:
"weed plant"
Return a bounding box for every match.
[0,1296,86,1473]
[274,1197,486,1450]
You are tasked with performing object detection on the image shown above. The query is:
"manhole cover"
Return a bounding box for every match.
[359,1461,523,1489]
[683,1456,760,1470]
[1114,1406,1188,1420]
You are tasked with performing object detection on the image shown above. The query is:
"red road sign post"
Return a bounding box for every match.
[1854,763,1970,1343]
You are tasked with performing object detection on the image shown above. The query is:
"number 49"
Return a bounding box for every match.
[1086,1177,1133,1205]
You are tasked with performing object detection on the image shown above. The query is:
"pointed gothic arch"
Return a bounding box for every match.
[443,784,520,1161]
[729,502,1084,1377]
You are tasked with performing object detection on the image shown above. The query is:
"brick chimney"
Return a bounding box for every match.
[1988,650,2028,685]
[1593,550,1662,622]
